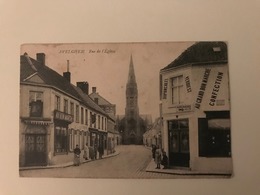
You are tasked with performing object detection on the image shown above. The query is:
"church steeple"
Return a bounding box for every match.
[125,55,139,117]
[127,54,137,85]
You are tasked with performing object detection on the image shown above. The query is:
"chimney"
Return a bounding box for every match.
[92,87,97,93]
[77,81,89,94]
[36,53,45,65]
[63,60,71,82]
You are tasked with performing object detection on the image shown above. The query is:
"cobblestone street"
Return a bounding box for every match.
[20,145,194,178]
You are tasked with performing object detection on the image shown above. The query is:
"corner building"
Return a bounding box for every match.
[20,53,109,167]
[160,42,232,174]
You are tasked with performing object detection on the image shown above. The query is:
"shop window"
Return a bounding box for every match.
[55,126,68,153]
[29,91,43,117]
[171,75,184,104]
[69,129,74,152]
[198,117,231,157]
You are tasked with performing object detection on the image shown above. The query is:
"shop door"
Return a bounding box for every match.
[168,119,190,167]
[25,134,47,166]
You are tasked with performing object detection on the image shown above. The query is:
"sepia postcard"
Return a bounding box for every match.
[19,41,232,179]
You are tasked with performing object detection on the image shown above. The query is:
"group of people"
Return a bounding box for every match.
[152,144,168,169]
[73,143,104,166]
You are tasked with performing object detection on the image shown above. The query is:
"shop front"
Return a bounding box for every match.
[21,118,52,167]
[53,110,73,159]
[168,119,190,167]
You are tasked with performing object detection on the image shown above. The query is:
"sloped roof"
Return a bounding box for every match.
[20,54,82,100]
[72,86,108,116]
[20,53,110,118]
[161,41,228,71]
[89,92,114,106]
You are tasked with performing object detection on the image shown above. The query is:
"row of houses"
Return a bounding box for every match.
[19,53,120,167]
[145,42,232,174]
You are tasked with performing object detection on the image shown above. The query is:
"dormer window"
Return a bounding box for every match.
[213,47,221,52]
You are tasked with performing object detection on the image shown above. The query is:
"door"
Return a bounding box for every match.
[25,134,47,166]
[168,119,190,167]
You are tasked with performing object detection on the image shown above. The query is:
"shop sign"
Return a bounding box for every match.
[54,110,73,123]
[174,105,192,112]
[163,79,168,99]
[209,72,224,106]
[185,76,192,93]
[195,68,211,109]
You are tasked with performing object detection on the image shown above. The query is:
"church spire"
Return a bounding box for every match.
[127,54,136,84]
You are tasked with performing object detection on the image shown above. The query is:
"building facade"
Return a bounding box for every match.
[89,87,120,154]
[20,53,109,167]
[160,42,232,174]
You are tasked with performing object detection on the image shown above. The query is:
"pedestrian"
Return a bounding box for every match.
[154,145,162,169]
[98,144,103,159]
[94,143,97,160]
[73,144,81,166]
[83,143,89,160]
[161,151,169,169]
[152,144,156,159]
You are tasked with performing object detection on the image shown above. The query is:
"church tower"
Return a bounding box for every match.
[122,55,143,144]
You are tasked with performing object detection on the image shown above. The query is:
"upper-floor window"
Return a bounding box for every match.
[70,102,74,120]
[64,99,68,113]
[85,109,88,125]
[76,105,79,123]
[29,91,43,117]
[171,75,184,104]
[81,107,84,124]
[55,95,60,111]
[98,115,101,129]
[101,116,104,130]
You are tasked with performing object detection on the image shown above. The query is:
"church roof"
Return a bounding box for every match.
[161,41,228,71]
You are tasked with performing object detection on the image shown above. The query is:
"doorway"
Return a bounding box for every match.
[25,134,47,166]
[168,119,190,167]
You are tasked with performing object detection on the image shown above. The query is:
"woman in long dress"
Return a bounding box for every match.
[154,145,162,169]
[73,144,81,166]
[83,143,89,160]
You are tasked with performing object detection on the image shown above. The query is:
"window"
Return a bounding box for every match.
[85,109,88,125]
[101,116,104,130]
[75,105,79,123]
[55,126,68,153]
[81,107,84,124]
[64,99,68,113]
[98,115,100,129]
[55,95,60,111]
[171,75,184,104]
[104,118,107,130]
[29,91,43,117]
[198,116,231,157]
[70,102,74,121]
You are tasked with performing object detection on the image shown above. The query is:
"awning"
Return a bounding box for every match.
[208,119,230,130]
[22,117,52,126]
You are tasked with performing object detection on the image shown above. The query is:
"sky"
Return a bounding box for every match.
[21,42,194,121]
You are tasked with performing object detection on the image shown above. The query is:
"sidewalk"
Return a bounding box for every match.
[145,159,232,176]
[19,149,120,171]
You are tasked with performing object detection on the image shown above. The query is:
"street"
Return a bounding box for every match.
[20,145,183,178]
